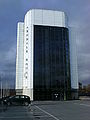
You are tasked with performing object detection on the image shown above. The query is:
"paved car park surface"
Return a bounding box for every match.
[0,100,90,120]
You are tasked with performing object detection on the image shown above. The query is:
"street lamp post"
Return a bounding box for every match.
[0,73,3,98]
[0,80,2,98]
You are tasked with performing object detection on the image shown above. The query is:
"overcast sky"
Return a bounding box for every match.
[0,0,90,88]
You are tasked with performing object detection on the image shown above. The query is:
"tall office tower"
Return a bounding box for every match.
[16,9,78,100]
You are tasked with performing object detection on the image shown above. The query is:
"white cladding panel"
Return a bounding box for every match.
[43,10,55,25]
[34,9,43,24]
[26,9,67,27]
[16,22,24,89]
[69,28,78,89]
[23,12,33,99]
[23,12,33,89]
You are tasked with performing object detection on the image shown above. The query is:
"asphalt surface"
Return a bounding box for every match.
[0,100,90,120]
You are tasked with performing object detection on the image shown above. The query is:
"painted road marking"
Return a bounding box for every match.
[35,105,63,120]
[74,103,90,107]
[80,103,90,107]
[0,117,29,118]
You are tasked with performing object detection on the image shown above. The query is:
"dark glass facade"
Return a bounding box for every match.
[33,25,71,100]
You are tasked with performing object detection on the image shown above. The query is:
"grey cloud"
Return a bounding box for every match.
[0,0,90,87]
[0,43,16,88]
[0,43,16,74]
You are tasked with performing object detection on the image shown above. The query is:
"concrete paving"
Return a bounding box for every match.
[0,100,90,120]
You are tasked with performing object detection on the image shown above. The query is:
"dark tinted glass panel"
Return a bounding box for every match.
[34,25,71,100]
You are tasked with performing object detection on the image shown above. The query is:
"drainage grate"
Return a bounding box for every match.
[33,114,41,119]
[35,116,40,119]
[33,114,41,116]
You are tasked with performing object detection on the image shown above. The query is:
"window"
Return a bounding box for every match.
[20,96,24,98]
[34,25,71,100]
[26,46,28,49]
[15,96,19,99]
[25,67,28,69]
[26,63,28,65]
[25,96,28,98]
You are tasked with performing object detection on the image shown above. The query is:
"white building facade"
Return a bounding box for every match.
[16,22,24,94]
[16,9,78,100]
